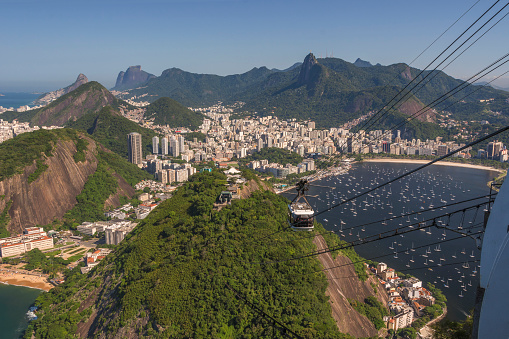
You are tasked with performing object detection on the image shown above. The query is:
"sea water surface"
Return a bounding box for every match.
[284,161,499,321]
[0,284,42,338]
[0,93,40,110]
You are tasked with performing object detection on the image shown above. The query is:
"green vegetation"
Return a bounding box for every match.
[73,137,88,163]
[124,66,275,107]
[239,147,303,166]
[427,283,447,308]
[97,149,152,186]
[1,82,129,126]
[184,131,206,142]
[19,248,70,278]
[433,311,473,339]
[28,171,355,338]
[60,144,150,228]
[67,248,85,255]
[28,159,49,183]
[0,129,56,182]
[348,296,388,330]
[118,55,508,139]
[63,160,118,227]
[67,252,88,263]
[395,327,417,339]
[67,105,158,158]
[0,128,94,184]
[0,200,13,238]
[144,97,204,130]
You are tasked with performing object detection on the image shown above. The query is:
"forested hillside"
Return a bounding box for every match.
[67,106,158,158]
[144,97,204,130]
[1,82,131,126]
[24,171,379,338]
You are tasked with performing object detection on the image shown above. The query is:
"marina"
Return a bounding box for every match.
[284,161,499,321]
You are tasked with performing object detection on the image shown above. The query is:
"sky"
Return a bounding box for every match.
[1,0,508,92]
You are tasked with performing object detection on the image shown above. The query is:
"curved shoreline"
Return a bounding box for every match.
[0,280,49,292]
[0,269,53,292]
[361,158,505,173]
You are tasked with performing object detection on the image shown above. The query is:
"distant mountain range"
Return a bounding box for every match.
[113,54,509,131]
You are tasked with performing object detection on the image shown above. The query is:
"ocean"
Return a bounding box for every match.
[0,93,40,110]
[283,161,499,321]
[0,284,42,338]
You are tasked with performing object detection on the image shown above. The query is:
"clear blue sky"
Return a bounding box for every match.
[1,0,508,92]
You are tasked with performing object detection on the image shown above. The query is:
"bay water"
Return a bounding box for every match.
[284,161,499,321]
[0,284,42,338]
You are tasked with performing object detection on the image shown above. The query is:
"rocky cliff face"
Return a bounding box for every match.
[114,66,155,90]
[0,133,136,234]
[314,234,388,338]
[297,53,319,85]
[238,178,274,199]
[0,136,98,234]
[34,74,89,106]
[353,58,373,68]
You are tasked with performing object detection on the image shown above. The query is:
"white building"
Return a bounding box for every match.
[0,227,54,257]
[104,221,136,245]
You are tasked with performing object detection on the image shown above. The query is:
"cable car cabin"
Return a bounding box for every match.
[288,201,315,231]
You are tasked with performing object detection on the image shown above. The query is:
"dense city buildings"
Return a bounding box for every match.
[375,262,437,332]
[128,132,142,166]
[120,103,508,184]
[0,119,61,143]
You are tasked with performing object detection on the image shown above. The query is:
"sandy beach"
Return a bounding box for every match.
[0,268,53,292]
[362,158,505,173]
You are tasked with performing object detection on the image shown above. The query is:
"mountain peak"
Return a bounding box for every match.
[114,65,155,90]
[33,73,89,106]
[298,53,319,85]
[353,58,373,68]
[76,73,88,82]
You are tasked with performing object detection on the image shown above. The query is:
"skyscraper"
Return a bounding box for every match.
[178,135,185,153]
[161,137,168,155]
[152,136,159,154]
[170,137,180,157]
[487,141,503,160]
[128,132,142,165]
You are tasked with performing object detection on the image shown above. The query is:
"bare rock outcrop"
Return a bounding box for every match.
[238,179,274,199]
[0,132,137,235]
[0,136,98,234]
[314,234,388,338]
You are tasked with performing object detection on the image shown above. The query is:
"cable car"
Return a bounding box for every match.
[288,179,315,231]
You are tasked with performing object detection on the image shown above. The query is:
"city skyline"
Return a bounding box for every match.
[2,0,509,92]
